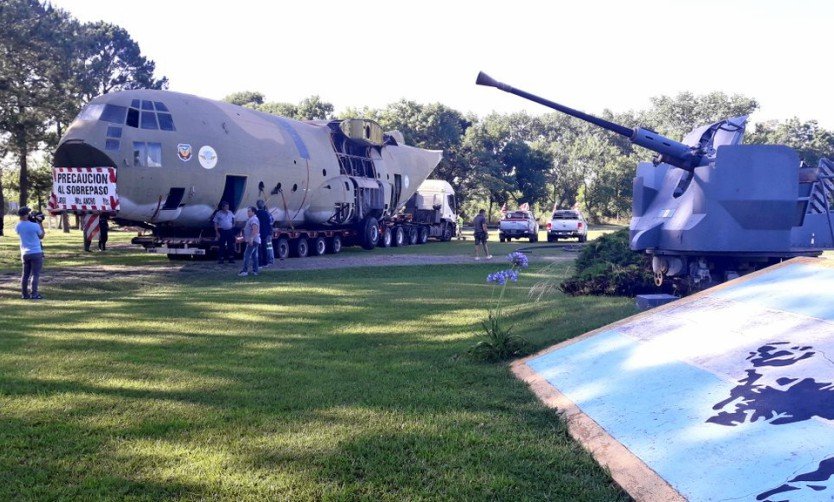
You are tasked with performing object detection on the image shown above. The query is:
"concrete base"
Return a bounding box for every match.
[515,257,834,501]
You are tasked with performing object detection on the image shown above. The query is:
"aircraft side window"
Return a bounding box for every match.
[105,139,120,151]
[141,111,158,130]
[100,104,127,124]
[133,142,146,167]
[146,143,162,167]
[126,108,139,128]
[157,113,175,131]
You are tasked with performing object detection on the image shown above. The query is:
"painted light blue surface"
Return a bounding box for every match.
[713,262,834,321]
[527,264,834,502]
[269,116,311,160]
[528,329,834,501]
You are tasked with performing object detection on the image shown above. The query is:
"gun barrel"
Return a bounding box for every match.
[476,72,633,137]
[476,72,700,171]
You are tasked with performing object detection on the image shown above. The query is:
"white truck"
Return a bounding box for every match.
[499,210,539,242]
[547,209,588,242]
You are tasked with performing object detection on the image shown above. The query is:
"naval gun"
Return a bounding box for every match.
[476,71,834,290]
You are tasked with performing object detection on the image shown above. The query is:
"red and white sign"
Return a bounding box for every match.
[49,167,119,213]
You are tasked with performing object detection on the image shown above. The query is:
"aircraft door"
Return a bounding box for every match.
[221,175,247,212]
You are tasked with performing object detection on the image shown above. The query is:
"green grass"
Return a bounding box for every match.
[1,215,635,500]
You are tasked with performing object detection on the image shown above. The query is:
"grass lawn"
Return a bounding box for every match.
[1,216,635,500]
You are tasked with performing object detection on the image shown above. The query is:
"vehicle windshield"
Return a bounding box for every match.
[505,211,528,219]
[553,211,579,219]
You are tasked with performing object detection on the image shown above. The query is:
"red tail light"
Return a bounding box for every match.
[578,222,584,229]
[547,222,552,231]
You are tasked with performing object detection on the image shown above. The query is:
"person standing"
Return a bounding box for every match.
[213,201,236,264]
[472,208,492,260]
[98,214,109,251]
[15,207,45,300]
[239,206,260,276]
[255,200,274,267]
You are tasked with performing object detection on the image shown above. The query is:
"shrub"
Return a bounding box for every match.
[560,229,657,296]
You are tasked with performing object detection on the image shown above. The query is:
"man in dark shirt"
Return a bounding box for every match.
[255,200,274,267]
[472,209,492,260]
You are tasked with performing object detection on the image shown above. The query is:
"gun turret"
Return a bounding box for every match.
[475,72,702,171]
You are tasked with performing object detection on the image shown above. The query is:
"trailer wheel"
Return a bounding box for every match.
[547,235,556,243]
[579,234,587,243]
[441,223,453,242]
[329,235,342,254]
[408,227,418,245]
[392,226,405,247]
[381,227,393,248]
[499,236,506,243]
[312,236,327,256]
[275,237,290,260]
[294,238,309,258]
[418,227,429,244]
[360,217,379,250]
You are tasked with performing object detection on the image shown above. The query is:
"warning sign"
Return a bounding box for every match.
[49,167,120,213]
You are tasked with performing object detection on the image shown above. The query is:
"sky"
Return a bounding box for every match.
[49,0,834,129]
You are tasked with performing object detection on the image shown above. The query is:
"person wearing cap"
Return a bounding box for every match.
[213,201,236,264]
[15,207,45,300]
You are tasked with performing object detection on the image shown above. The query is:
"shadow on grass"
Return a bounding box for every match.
[0,262,634,499]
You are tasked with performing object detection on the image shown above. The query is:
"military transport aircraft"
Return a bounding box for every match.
[52,90,442,251]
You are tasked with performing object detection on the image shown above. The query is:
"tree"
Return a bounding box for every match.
[0,0,67,205]
[224,91,264,107]
[294,95,333,120]
[639,91,759,141]
[746,118,834,167]
[78,22,168,100]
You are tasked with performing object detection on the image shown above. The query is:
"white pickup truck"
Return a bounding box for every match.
[499,211,539,242]
[547,209,588,242]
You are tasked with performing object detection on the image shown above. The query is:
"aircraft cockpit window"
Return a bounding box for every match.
[154,102,169,112]
[157,113,175,131]
[146,143,162,167]
[140,111,158,130]
[131,99,141,108]
[77,103,105,121]
[100,104,127,124]
[127,108,139,128]
[141,100,154,110]
[133,142,146,166]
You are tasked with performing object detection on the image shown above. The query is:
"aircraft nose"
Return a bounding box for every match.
[54,140,117,169]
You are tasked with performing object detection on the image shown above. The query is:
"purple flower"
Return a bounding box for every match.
[508,251,529,269]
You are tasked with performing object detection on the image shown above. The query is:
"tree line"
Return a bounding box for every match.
[4,0,834,232]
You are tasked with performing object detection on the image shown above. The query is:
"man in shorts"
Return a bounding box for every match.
[472,209,492,260]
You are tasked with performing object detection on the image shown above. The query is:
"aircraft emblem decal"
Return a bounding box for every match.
[198,145,218,169]
[177,144,192,162]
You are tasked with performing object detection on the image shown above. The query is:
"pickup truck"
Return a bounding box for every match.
[547,209,588,242]
[499,211,539,242]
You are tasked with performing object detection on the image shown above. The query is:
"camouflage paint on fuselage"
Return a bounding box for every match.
[54,90,442,229]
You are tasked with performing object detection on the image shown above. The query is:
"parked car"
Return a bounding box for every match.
[499,211,539,243]
[547,209,588,242]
